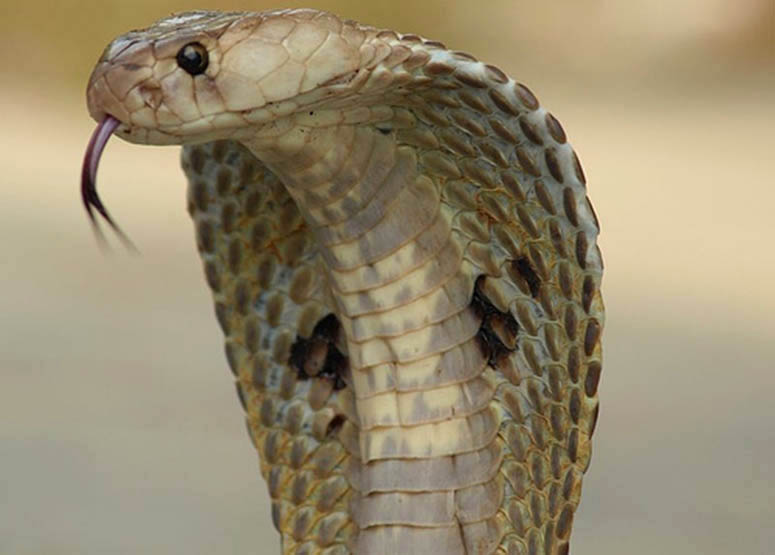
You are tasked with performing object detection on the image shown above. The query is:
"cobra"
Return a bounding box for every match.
[82,9,604,554]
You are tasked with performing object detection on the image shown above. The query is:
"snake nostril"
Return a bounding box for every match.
[139,85,163,110]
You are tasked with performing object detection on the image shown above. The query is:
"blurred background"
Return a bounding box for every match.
[1,1,773,553]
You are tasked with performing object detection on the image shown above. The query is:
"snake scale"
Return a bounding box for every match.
[82,9,603,554]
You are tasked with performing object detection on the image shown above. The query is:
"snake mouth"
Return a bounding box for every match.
[81,115,136,251]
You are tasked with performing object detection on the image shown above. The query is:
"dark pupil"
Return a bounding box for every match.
[176,42,208,76]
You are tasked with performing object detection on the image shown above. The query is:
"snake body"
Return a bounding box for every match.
[84,9,603,554]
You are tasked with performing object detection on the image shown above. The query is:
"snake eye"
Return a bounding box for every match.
[176,42,209,76]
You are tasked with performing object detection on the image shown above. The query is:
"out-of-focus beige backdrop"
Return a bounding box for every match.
[1,1,773,553]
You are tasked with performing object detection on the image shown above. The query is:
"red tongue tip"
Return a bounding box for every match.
[81,116,137,252]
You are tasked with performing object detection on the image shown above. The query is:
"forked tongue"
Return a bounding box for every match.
[81,115,137,252]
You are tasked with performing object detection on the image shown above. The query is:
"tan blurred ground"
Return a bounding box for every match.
[1,1,773,553]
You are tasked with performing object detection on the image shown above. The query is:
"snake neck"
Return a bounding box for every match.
[245,119,480,414]
[244,122,502,551]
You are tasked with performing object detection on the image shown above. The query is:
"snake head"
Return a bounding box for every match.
[82,9,374,245]
[85,9,369,146]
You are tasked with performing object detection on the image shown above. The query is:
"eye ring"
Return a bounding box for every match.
[176,42,209,76]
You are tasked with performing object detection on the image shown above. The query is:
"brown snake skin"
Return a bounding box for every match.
[84,9,604,554]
